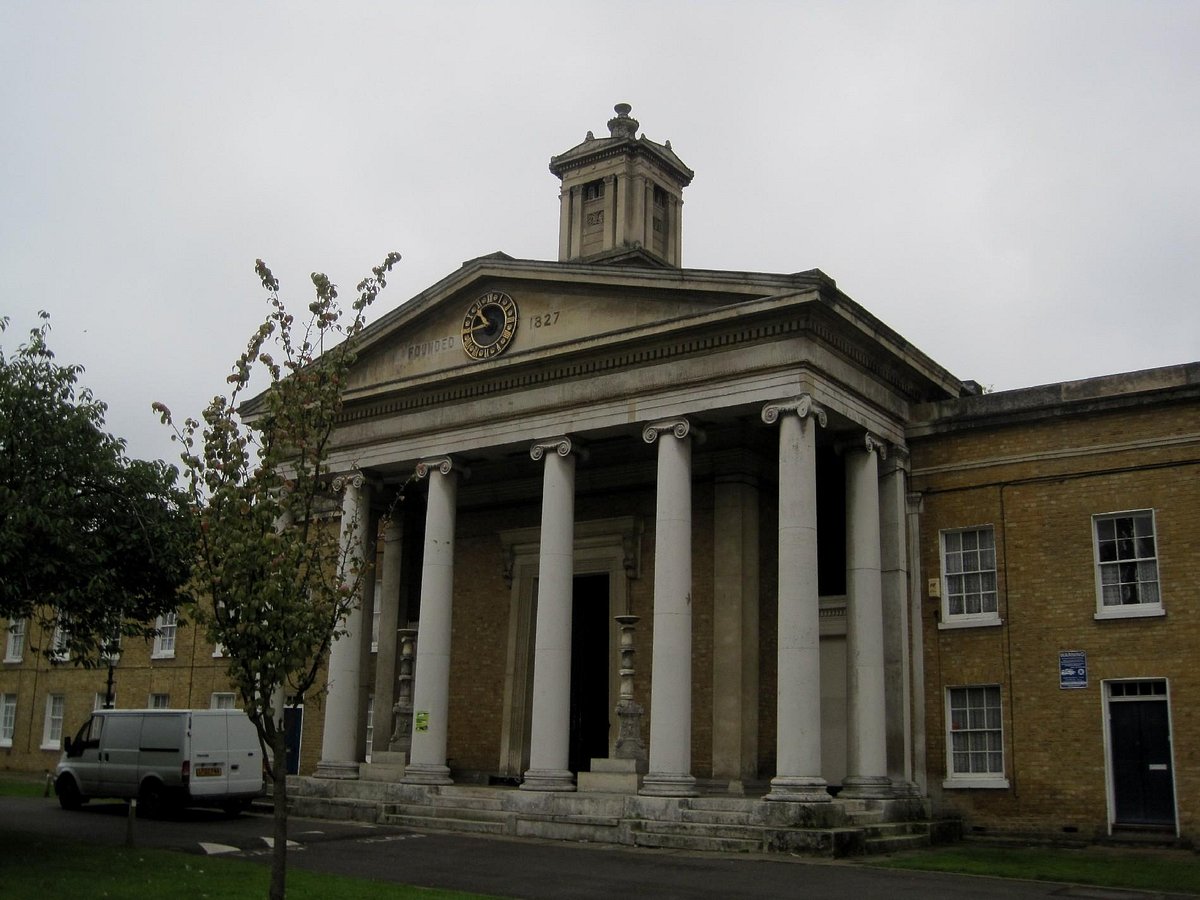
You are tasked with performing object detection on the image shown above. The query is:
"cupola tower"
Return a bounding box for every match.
[549,103,694,267]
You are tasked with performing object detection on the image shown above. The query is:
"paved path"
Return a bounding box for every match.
[0,796,1176,899]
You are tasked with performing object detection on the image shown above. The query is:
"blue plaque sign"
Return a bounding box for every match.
[1059,650,1088,689]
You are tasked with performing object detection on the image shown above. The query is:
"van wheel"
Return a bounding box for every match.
[138,781,165,819]
[56,774,83,811]
[222,799,250,817]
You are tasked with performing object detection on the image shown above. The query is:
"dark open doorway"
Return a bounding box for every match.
[569,573,610,773]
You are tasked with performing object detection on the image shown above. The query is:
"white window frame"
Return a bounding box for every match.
[42,693,65,750]
[94,692,111,711]
[210,692,237,710]
[938,525,1001,629]
[943,684,1009,789]
[102,631,122,663]
[51,626,70,662]
[1093,510,1164,620]
[152,612,178,659]
[5,619,25,662]
[148,692,170,709]
[0,693,16,747]
[211,602,226,657]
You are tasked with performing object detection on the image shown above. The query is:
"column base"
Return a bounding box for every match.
[639,772,698,797]
[840,774,894,799]
[764,775,831,803]
[519,768,576,792]
[314,759,361,780]
[890,778,923,798]
[401,763,453,785]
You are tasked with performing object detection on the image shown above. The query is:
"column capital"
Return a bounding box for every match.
[414,456,467,480]
[642,417,704,445]
[530,436,588,462]
[331,470,366,493]
[906,491,925,514]
[879,444,910,475]
[761,395,827,427]
[838,431,888,459]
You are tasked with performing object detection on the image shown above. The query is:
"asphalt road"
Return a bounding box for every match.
[0,796,1168,899]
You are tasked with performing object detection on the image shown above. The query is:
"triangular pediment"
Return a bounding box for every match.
[343,255,814,400]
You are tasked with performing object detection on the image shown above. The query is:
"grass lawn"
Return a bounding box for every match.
[0,829,496,899]
[872,843,1200,895]
[0,771,52,798]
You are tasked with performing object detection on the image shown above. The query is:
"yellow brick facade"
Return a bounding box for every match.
[0,615,239,772]
[911,385,1200,841]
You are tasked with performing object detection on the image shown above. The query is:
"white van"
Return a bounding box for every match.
[55,708,264,816]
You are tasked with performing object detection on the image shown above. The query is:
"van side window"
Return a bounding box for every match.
[69,716,103,756]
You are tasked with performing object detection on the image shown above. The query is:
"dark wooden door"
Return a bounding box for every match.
[1110,699,1175,826]
[284,705,304,776]
[568,574,610,773]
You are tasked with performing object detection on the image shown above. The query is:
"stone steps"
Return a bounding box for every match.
[862,821,933,855]
[290,776,954,859]
[384,801,510,825]
[384,811,509,836]
[423,794,508,812]
[631,822,765,854]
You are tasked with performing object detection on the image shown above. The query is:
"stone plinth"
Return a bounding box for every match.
[577,757,648,794]
[360,750,409,783]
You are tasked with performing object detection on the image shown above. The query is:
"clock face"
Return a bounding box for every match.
[461,291,519,360]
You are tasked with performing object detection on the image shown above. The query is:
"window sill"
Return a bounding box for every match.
[150,652,176,660]
[1094,606,1165,621]
[938,617,1003,631]
[943,776,1010,790]
[2,658,22,665]
[41,741,62,752]
[0,740,11,748]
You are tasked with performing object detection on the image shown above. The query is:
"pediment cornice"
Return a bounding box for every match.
[337,293,952,430]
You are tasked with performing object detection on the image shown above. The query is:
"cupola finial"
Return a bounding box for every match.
[607,103,639,140]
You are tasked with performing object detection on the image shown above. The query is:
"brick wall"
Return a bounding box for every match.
[912,398,1200,840]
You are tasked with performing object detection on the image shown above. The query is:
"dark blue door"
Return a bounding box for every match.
[1110,699,1175,827]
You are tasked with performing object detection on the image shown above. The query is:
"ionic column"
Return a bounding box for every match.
[522,437,581,792]
[373,515,403,753]
[762,396,831,802]
[640,417,700,797]
[316,471,372,779]
[403,456,462,785]
[842,434,892,798]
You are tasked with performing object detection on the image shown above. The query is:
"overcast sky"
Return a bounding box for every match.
[3,1,1197,468]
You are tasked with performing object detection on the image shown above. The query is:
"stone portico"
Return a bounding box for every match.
[289,105,964,851]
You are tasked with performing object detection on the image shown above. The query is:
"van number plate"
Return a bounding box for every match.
[195,765,223,777]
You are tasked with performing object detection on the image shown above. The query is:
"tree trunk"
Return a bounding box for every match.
[270,726,289,900]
